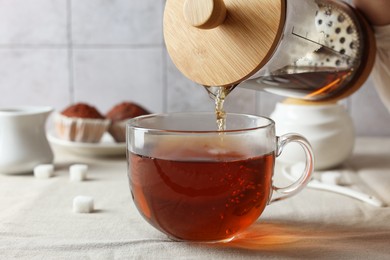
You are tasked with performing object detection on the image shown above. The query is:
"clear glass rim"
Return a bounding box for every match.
[127,112,275,134]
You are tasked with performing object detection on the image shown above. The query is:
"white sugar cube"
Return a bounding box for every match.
[73,196,94,213]
[69,164,88,182]
[34,164,54,179]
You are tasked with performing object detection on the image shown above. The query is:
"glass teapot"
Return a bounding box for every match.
[164,0,376,102]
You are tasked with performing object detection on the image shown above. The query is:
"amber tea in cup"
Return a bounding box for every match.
[127,113,313,242]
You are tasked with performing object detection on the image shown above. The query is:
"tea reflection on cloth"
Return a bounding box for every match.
[216,221,390,258]
[0,137,389,259]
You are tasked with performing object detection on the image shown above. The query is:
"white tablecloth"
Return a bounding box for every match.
[1,138,390,259]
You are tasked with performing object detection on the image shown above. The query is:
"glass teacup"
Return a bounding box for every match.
[127,113,314,242]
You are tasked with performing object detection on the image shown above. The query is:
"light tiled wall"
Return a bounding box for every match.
[0,0,389,136]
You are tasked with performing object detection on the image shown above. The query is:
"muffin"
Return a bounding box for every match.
[106,102,150,142]
[55,103,110,143]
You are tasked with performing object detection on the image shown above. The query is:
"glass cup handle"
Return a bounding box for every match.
[270,133,314,203]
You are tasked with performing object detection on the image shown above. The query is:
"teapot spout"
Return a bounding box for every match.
[203,84,237,100]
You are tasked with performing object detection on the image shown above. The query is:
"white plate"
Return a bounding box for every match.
[47,132,126,157]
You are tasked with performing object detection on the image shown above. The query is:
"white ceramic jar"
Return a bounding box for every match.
[0,106,54,174]
[270,102,355,170]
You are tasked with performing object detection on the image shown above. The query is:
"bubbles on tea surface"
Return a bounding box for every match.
[225,228,233,235]
[225,179,262,215]
[245,182,256,190]
[231,189,240,197]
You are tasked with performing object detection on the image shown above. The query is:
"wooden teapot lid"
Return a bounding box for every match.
[164,0,286,87]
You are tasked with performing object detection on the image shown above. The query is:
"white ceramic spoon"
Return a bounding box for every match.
[282,163,387,207]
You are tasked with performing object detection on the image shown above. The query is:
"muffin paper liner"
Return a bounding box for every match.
[55,114,110,143]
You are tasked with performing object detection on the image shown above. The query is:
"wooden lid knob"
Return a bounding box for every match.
[183,0,227,29]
